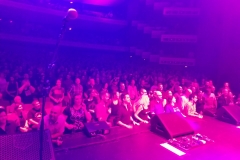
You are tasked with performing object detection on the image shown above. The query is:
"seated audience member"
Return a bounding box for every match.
[115,94,139,129]
[174,86,183,103]
[0,106,19,135]
[0,92,10,108]
[127,79,138,104]
[236,94,240,107]
[49,79,65,107]
[134,94,150,124]
[100,82,109,94]
[95,92,110,122]
[196,90,205,114]
[178,89,192,111]
[119,82,128,96]
[149,91,164,115]
[84,89,99,118]
[107,91,120,125]
[63,95,91,134]
[68,78,83,104]
[18,74,35,104]
[27,100,46,131]
[6,76,18,103]
[40,105,65,146]
[185,94,203,118]
[217,89,231,108]
[204,87,217,110]
[228,92,235,105]
[165,96,181,113]
[7,96,23,113]
[163,90,173,106]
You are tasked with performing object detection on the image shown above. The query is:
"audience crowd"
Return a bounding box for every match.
[0,48,239,146]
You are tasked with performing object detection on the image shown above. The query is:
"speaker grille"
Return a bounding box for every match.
[0,130,55,160]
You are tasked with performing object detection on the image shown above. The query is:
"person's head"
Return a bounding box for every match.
[130,79,135,86]
[154,91,162,100]
[89,89,98,98]
[56,79,61,87]
[49,106,62,122]
[75,78,81,85]
[101,92,110,103]
[189,94,198,103]
[89,78,95,86]
[211,86,216,93]
[185,89,192,97]
[32,100,41,110]
[104,82,109,89]
[74,95,83,106]
[0,107,7,126]
[191,86,196,93]
[14,96,22,104]
[158,83,163,91]
[166,90,173,97]
[140,89,147,96]
[119,83,125,91]
[113,91,120,99]
[222,88,229,97]
[121,93,130,104]
[224,82,229,88]
[198,90,204,98]
[177,86,183,93]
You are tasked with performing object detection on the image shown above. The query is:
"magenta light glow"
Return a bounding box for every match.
[236,126,240,129]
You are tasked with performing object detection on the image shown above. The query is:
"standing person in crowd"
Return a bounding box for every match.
[185,94,203,118]
[115,94,139,129]
[40,105,65,146]
[63,95,91,134]
[18,74,35,104]
[49,79,65,107]
[6,76,18,103]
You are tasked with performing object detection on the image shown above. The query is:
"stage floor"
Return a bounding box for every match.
[55,116,240,160]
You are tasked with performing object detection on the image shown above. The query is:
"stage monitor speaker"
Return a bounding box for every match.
[85,121,110,137]
[150,113,194,139]
[203,108,216,117]
[0,130,55,160]
[216,105,240,125]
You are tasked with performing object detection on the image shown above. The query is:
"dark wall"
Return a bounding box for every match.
[198,0,240,93]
